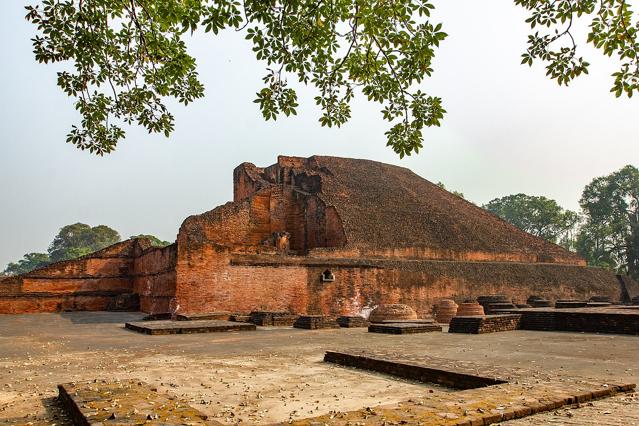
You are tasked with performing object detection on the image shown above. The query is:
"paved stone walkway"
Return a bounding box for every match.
[505,392,639,425]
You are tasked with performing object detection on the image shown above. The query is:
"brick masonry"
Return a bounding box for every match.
[58,380,222,425]
[449,314,522,334]
[300,350,637,425]
[3,155,636,316]
[124,319,256,335]
[368,322,443,334]
[519,307,639,335]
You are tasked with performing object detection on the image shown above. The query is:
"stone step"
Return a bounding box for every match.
[125,320,256,335]
[293,315,340,329]
[368,323,442,334]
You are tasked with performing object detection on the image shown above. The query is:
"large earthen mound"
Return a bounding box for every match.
[233,156,584,264]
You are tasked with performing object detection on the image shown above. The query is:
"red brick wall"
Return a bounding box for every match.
[133,244,177,314]
[173,247,622,316]
[0,239,141,314]
[175,246,308,314]
[0,294,116,314]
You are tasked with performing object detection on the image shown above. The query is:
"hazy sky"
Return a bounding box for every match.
[1,1,637,268]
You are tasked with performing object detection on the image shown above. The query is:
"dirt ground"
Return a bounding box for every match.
[0,312,637,425]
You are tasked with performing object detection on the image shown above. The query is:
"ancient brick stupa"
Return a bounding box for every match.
[1,155,635,315]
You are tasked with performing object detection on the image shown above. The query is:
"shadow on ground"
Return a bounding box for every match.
[58,311,144,324]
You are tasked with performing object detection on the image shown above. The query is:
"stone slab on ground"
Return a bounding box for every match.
[58,380,222,425]
[249,311,298,326]
[228,314,251,323]
[141,313,172,321]
[368,322,442,334]
[378,318,435,324]
[519,307,639,335]
[124,320,256,335]
[175,312,231,321]
[556,301,588,309]
[293,315,340,330]
[449,314,522,334]
[337,315,369,328]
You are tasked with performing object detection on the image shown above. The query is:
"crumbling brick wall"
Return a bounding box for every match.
[133,243,177,314]
[0,239,143,314]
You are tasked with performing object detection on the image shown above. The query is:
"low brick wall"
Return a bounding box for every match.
[324,351,506,390]
[0,291,138,314]
[520,309,639,335]
[448,314,522,334]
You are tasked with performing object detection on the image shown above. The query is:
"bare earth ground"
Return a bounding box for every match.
[0,312,637,425]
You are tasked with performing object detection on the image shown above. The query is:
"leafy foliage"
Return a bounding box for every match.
[577,165,639,278]
[483,193,579,249]
[131,234,172,247]
[2,225,174,275]
[48,223,121,262]
[25,0,448,157]
[4,253,51,276]
[436,181,465,199]
[515,0,639,97]
[24,1,639,156]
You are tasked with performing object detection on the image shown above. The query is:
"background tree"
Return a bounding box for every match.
[48,223,121,262]
[2,225,173,275]
[131,234,171,247]
[483,194,579,249]
[4,253,51,276]
[577,165,639,278]
[25,0,638,156]
[436,181,465,199]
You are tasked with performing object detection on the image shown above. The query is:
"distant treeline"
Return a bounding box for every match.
[3,165,637,279]
[480,165,638,279]
[2,223,171,276]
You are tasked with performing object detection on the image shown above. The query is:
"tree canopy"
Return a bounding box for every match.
[577,165,639,278]
[483,193,579,249]
[2,224,171,275]
[131,234,172,247]
[25,0,638,156]
[3,253,51,276]
[48,223,121,262]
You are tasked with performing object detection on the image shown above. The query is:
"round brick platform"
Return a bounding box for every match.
[368,304,418,323]
[434,299,458,324]
[455,302,485,317]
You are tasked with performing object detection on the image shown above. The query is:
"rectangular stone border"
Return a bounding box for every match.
[310,351,637,425]
[449,314,521,334]
[368,323,443,334]
[124,320,256,335]
[58,383,90,426]
[57,380,222,425]
[451,383,636,425]
[324,351,506,390]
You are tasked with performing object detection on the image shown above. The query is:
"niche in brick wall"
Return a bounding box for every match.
[321,269,335,282]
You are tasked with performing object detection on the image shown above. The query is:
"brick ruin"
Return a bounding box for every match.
[1,155,636,316]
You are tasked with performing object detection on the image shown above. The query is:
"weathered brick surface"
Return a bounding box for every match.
[368,322,443,334]
[133,243,177,315]
[172,252,625,317]
[124,319,256,335]
[449,314,522,334]
[293,315,340,329]
[58,380,222,425]
[0,239,173,314]
[520,308,639,335]
[3,155,635,316]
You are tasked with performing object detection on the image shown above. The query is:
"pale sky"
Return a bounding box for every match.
[1,1,637,268]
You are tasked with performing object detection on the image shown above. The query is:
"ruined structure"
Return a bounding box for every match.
[1,155,636,316]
